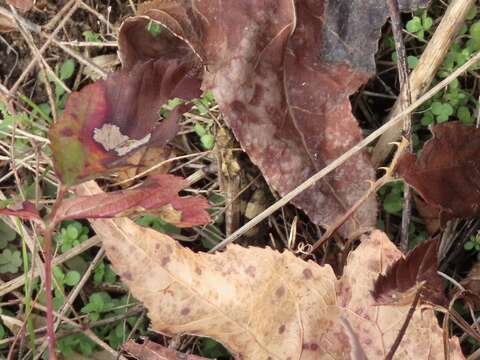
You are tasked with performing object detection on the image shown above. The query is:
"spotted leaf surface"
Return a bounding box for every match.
[80,179,464,360]
[118,0,429,236]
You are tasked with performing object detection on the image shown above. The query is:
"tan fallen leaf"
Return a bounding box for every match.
[79,181,465,360]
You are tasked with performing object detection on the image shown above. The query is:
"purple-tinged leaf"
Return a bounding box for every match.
[55,175,210,227]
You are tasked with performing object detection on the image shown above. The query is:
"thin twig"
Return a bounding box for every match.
[386,0,412,252]
[385,288,422,360]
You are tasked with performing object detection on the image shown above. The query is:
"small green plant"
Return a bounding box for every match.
[54,221,89,253]
[136,215,181,234]
[93,260,118,286]
[464,234,480,251]
[146,20,164,36]
[380,181,404,215]
[405,10,433,40]
[0,220,16,249]
[0,248,22,273]
[83,30,101,43]
[194,122,215,150]
[38,58,76,116]
[199,338,231,359]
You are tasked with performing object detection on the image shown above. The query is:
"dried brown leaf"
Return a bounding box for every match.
[460,262,480,309]
[81,180,464,360]
[397,122,480,225]
[6,0,33,12]
[58,175,210,227]
[123,339,208,360]
[373,239,446,306]
[116,146,173,188]
[118,0,428,236]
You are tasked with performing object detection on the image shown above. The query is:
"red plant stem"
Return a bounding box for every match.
[43,227,57,360]
[43,185,67,360]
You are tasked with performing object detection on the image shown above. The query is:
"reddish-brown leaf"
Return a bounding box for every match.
[123,339,209,360]
[0,201,42,224]
[49,59,201,186]
[373,239,446,306]
[54,175,210,227]
[118,0,428,236]
[6,0,33,12]
[459,262,480,309]
[397,122,480,225]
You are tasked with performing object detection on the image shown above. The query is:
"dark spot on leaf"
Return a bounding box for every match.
[155,243,160,250]
[61,128,74,137]
[278,324,286,334]
[195,267,202,275]
[310,343,319,351]
[275,286,285,298]
[180,307,190,316]
[245,265,256,278]
[161,256,171,266]
[303,268,313,279]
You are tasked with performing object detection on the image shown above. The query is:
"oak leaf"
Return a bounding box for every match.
[80,179,464,360]
[397,122,480,225]
[49,59,201,186]
[117,0,429,236]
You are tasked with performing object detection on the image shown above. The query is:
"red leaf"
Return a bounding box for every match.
[397,122,480,225]
[54,175,210,227]
[49,60,201,186]
[118,0,428,236]
[0,201,42,223]
[373,239,445,306]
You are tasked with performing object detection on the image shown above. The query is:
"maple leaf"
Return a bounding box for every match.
[49,59,201,186]
[118,0,429,237]
[397,122,480,225]
[80,180,464,360]
[55,175,210,227]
